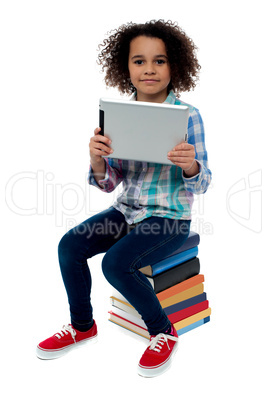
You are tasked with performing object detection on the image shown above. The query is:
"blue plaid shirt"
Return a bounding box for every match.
[88,90,212,224]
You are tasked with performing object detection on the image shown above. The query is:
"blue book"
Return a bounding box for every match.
[140,246,198,277]
[177,316,210,336]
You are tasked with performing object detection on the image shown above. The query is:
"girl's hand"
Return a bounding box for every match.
[167,142,199,176]
[89,127,113,165]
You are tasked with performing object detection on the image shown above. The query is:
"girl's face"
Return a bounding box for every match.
[128,36,171,103]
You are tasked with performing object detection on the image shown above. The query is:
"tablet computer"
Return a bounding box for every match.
[99,98,189,165]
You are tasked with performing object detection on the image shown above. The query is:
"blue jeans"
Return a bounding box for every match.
[58,207,190,335]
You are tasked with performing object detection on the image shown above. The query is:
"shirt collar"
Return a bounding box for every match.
[130,90,176,104]
[163,90,176,105]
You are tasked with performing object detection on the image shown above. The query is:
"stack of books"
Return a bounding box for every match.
[108,231,211,339]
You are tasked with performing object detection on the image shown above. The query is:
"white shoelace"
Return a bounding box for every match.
[55,325,77,342]
[149,333,178,353]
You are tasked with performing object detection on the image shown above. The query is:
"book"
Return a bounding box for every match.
[109,311,150,339]
[161,283,204,308]
[168,300,209,323]
[110,296,141,317]
[163,292,207,316]
[157,274,204,302]
[108,307,211,339]
[111,306,147,328]
[173,308,211,331]
[165,231,200,257]
[139,246,198,277]
[178,316,210,336]
[146,257,200,293]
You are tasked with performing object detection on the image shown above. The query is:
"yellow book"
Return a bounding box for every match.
[174,307,211,331]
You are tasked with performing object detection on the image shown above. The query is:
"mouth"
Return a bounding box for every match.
[141,79,159,83]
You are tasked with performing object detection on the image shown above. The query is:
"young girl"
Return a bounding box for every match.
[36,20,212,377]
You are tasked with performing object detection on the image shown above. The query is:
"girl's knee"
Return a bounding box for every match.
[58,228,81,263]
[102,251,121,283]
[58,231,73,261]
[101,252,111,280]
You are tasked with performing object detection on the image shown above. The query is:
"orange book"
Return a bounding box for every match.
[160,283,204,308]
[157,274,204,302]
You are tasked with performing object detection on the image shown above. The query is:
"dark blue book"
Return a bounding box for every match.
[163,292,207,315]
[168,231,200,257]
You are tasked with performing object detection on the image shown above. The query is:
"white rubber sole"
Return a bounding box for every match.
[36,334,98,360]
[137,340,178,378]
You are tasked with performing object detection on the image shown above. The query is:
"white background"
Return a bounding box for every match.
[1,0,266,400]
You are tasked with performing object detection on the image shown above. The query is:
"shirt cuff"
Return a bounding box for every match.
[88,159,109,189]
[182,160,201,182]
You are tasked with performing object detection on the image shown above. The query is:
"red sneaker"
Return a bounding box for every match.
[137,325,178,377]
[36,321,98,360]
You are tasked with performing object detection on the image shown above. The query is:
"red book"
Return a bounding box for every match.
[168,300,209,323]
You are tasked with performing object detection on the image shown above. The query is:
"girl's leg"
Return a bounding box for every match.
[102,217,190,335]
[58,207,129,331]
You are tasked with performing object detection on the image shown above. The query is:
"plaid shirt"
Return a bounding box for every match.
[88,90,212,224]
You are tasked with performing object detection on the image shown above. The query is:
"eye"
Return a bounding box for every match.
[155,59,166,65]
[134,60,144,65]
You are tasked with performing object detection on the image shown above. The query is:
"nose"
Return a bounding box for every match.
[144,62,156,75]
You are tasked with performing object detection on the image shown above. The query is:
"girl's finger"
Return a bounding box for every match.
[94,135,112,145]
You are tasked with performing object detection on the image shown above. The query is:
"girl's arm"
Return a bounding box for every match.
[89,127,112,186]
[88,127,123,192]
[168,109,212,194]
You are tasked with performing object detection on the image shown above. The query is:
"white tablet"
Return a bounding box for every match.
[99,98,189,165]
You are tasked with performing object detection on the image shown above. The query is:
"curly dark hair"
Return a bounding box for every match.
[97,19,201,97]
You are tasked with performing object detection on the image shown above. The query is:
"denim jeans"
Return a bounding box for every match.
[58,207,190,335]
